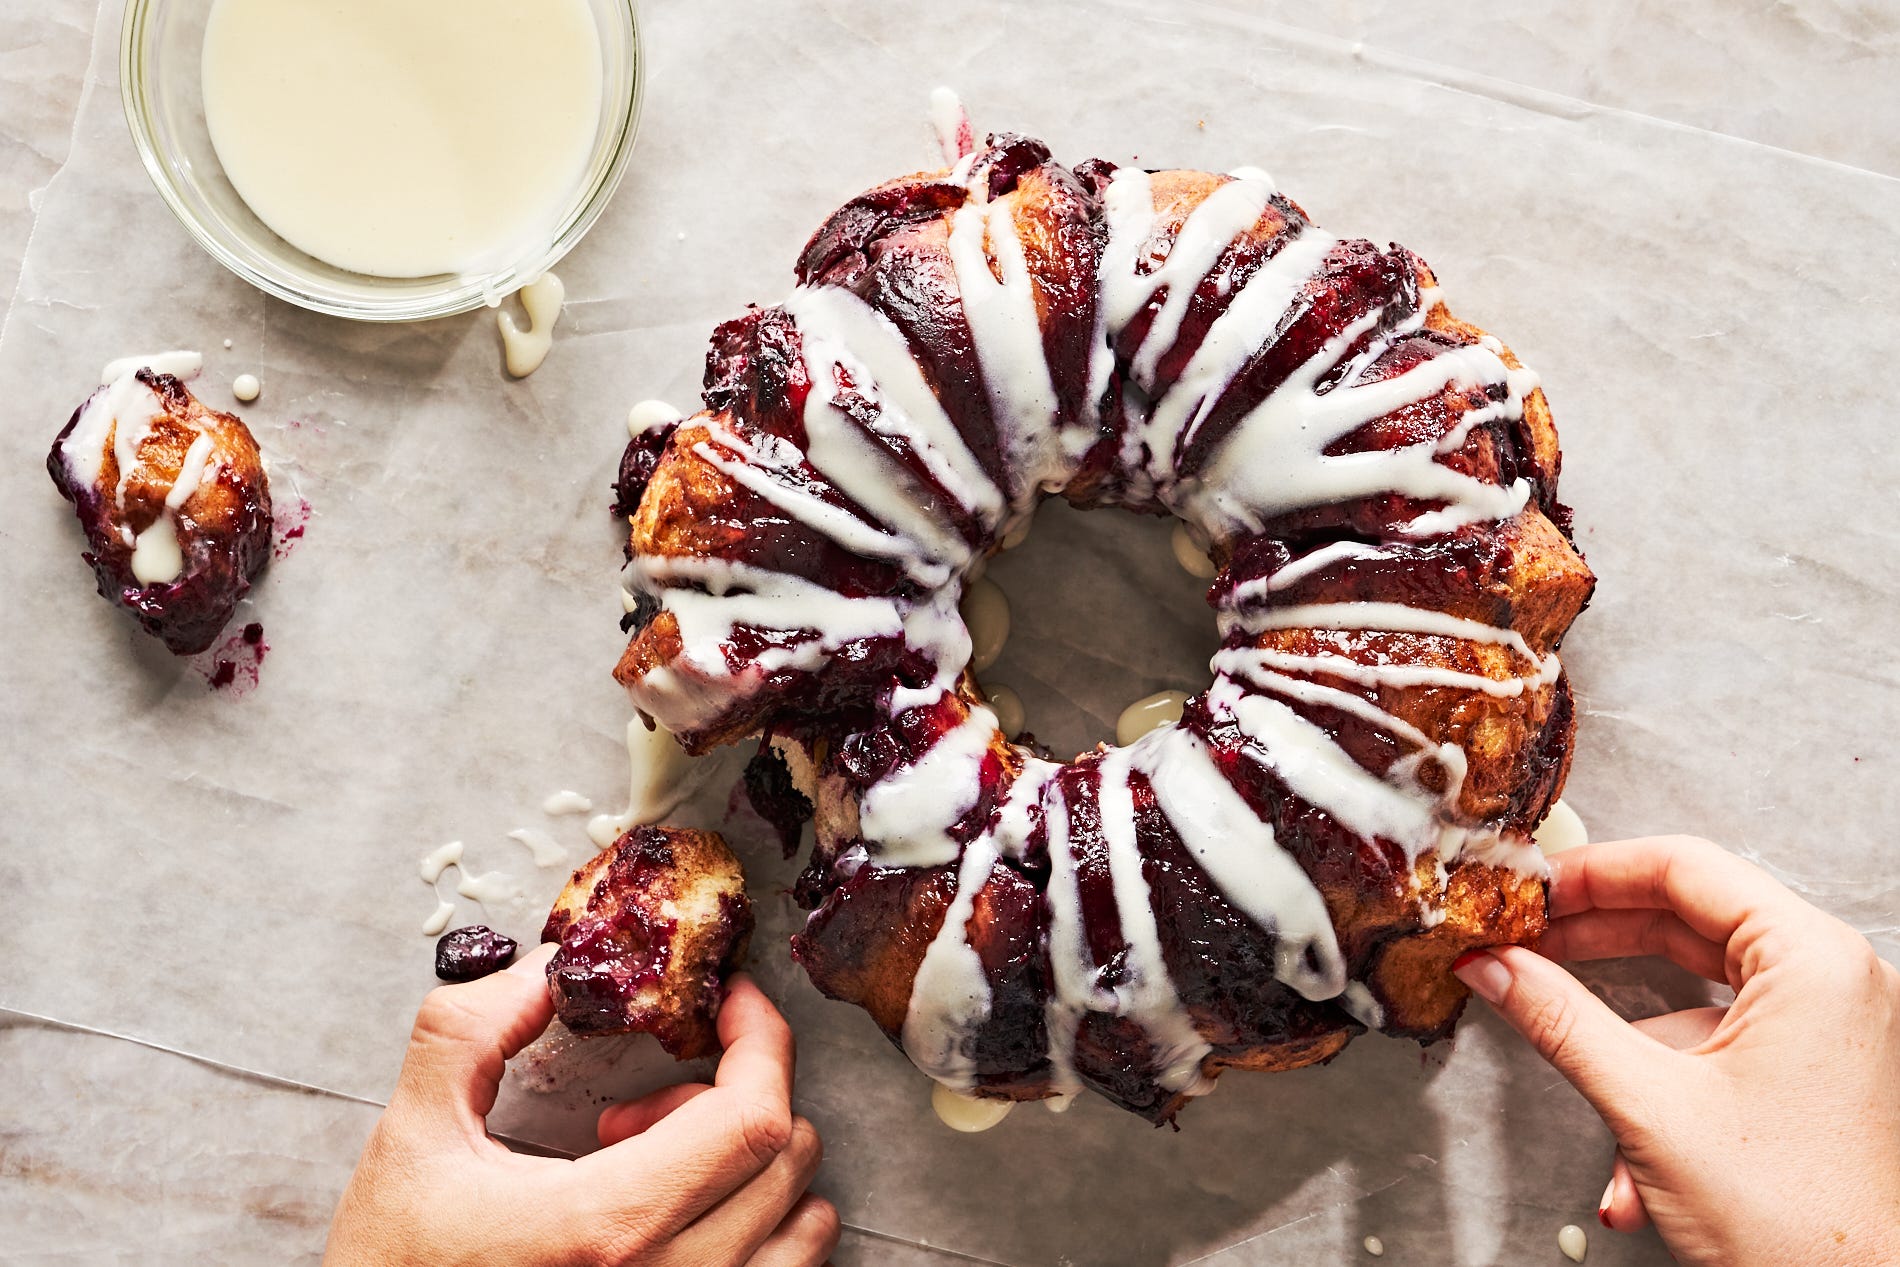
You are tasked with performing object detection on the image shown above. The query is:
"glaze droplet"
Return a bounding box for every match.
[627,399,684,438]
[1534,799,1587,855]
[983,683,1025,740]
[960,577,1009,673]
[931,1081,1013,1133]
[1558,1223,1587,1262]
[1116,689,1189,746]
[1171,521,1218,579]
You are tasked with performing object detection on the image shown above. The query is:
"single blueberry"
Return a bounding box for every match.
[435,924,519,982]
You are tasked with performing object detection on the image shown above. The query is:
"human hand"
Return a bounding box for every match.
[323,945,840,1266]
[1453,835,1900,1266]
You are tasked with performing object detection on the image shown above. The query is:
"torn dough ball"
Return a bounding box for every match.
[542,826,753,1060]
[47,368,271,655]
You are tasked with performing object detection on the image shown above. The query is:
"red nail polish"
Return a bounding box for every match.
[1451,949,1485,973]
[1598,1207,1612,1229]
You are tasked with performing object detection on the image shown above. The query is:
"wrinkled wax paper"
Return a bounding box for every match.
[3,1,1896,1263]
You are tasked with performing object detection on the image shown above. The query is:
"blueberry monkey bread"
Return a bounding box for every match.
[599,130,1591,1123]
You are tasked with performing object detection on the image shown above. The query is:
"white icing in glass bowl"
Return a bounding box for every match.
[120,0,643,322]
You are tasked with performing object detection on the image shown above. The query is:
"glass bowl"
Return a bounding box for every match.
[121,0,643,322]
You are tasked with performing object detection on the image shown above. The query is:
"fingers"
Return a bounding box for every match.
[1632,1006,1725,1052]
[574,975,798,1243]
[1540,908,1729,982]
[1454,945,1679,1129]
[598,1082,713,1147]
[673,1115,826,1264]
[746,1193,843,1267]
[1591,1008,1722,1235]
[393,942,558,1134]
[1588,1009,1724,1236]
[1599,1151,1650,1233]
[711,974,798,1104]
[1547,837,1811,949]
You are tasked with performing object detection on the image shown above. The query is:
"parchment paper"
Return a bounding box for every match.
[3,2,1897,1263]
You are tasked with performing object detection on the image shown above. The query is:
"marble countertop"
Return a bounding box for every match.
[3,2,1896,1263]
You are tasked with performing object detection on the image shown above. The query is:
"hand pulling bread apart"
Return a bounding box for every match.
[542,826,753,1060]
[47,364,271,655]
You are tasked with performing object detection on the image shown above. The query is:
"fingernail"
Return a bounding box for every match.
[1451,949,1512,1005]
[507,942,558,975]
[1598,1175,1616,1228]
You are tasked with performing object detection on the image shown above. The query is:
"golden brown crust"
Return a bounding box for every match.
[1370,857,1548,1038]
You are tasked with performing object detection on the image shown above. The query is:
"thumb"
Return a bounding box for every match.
[393,941,558,1134]
[1454,946,1679,1128]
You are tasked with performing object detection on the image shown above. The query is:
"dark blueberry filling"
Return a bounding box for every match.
[544,911,677,1035]
[742,743,814,858]
[612,420,679,532]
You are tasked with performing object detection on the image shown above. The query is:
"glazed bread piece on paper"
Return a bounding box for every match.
[47,368,271,655]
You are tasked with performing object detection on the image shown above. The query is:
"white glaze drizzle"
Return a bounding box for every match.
[693,425,947,586]
[585,716,718,848]
[1190,313,1530,537]
[858,703,1000,868]
[787,284,1004,525]
[927,87,974,165]
[129,515,184,584]
[1339,981,1385,1030]
[1534,798,1587,855]
[1129,722,1345,1001]
[1134,229,1331,488]
[1265,540,1392,592]
[1119,175,1273,388]
[506,827,567,868]
[456,869,525,908]
[800,349,975,571]
[500,273,564,377]
[542,789,594,816]
[1094,745,1214,1093]
[947,192,1074,499]
[421,899,456,937]
[903,829,1002,1086]
[62,357,221,583]
[165,433,218,510]
[1038,766,1093,1100]
[419,840,465,884]
[61,375,161,499]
